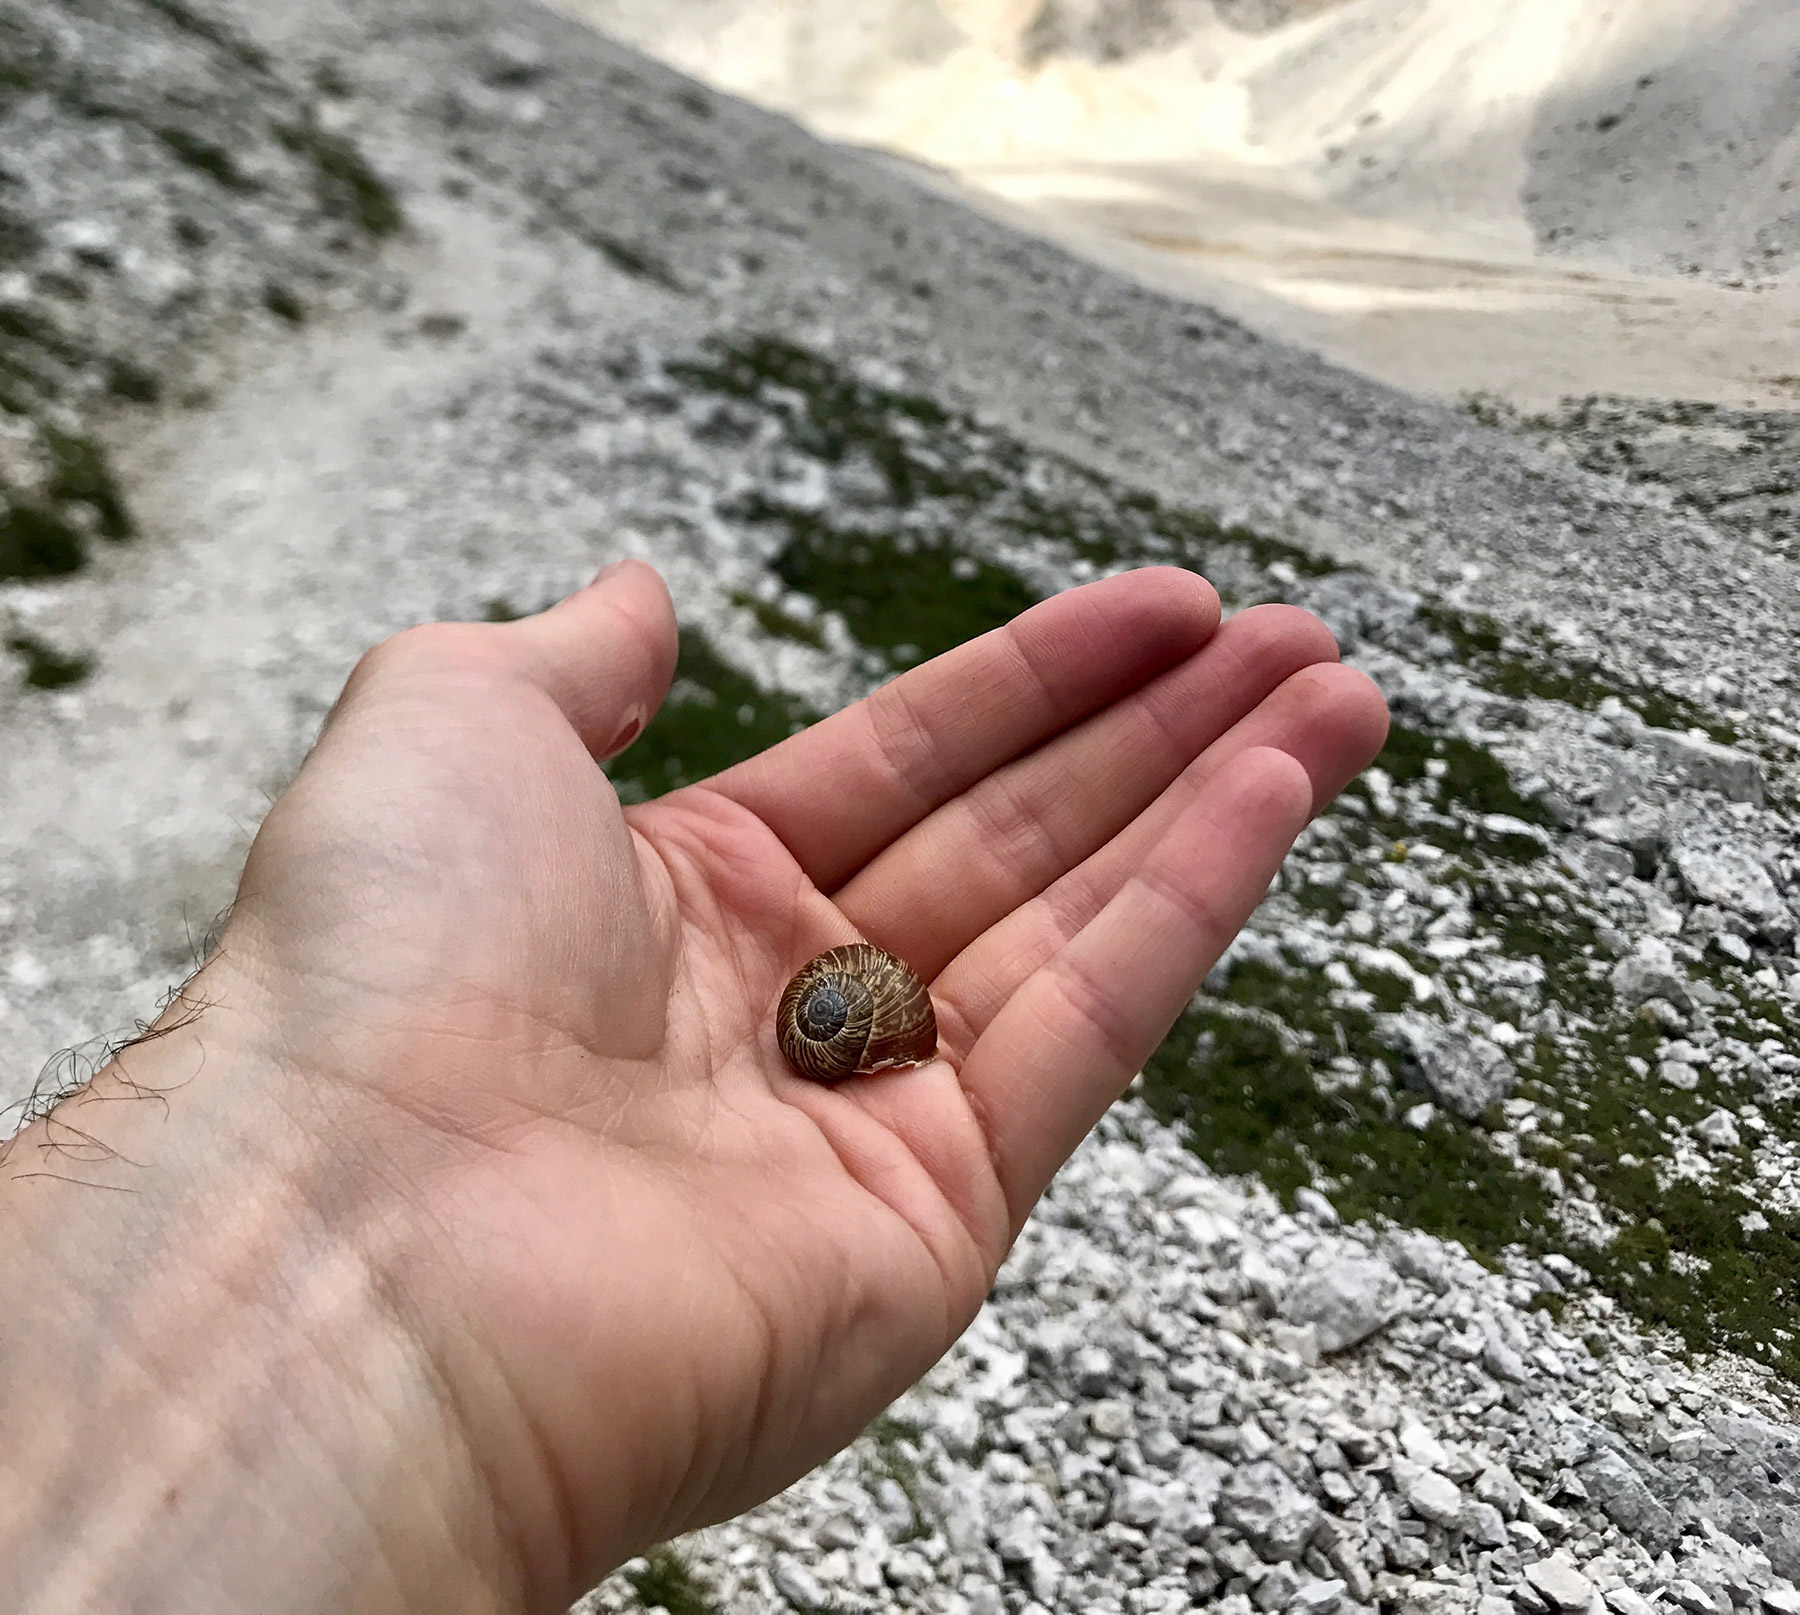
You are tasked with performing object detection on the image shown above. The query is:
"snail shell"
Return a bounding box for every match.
[777,943,938,1085]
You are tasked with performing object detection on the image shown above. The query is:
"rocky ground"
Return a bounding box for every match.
[1466,396,1800,568]
[2,1,1797,1612]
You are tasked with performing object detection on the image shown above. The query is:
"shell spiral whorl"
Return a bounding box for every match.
[777,943,938,1085]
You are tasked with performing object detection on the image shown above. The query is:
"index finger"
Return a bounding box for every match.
[706,568,1220,892]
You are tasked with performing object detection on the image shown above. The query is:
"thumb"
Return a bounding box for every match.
[505,559,680,760]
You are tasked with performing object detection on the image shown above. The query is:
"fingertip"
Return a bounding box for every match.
[1231,743,1317,832]
[1225,601,1343,666]
[1334,663,1392,764]
[1114,564,1222,635]
[509,559,680,759]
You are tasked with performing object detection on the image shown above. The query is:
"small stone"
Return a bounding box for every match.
[1090,1398,1135,1440]
[1399,1420,1451,1470]
[1464,1499,1509,1547]
[1483,1332,1531,1383]
[1523,1556,1596,1613]
[1218,1460,1325,1563]
[1384,1230,1454,1292]
[1112,1474,1170,1528]
[1071,1345,1117,1396]
[1295,1186,1341,1226]
[1612,938,1691,1010]
[1605,1590,1658,1615]
[1480,1598,1519,1615]
[1577,1451,1678,1551]
[1377,1010,1518,1119]
[1646,728,1766,805]
[1695,1110,1741,1149]
[1405,1102,1437,1129]
[1666,1427,1705,1463]
[1658,1060,1702,1091]
[1475,1465,1524,1517]
[1667,1581,1722,1615]
[1280,1257,1407,1353]
[479,30,549,84]
[1760,1590,1800,1615]
[773,1555,831,1610]
[1392,1456,1465,1528]
[1290,1579,1346,1615]
[885,1548,933,1587]
[1715,932,1754,964]
[1259,1565,1304,1611]
[1519,1493,1570,1537]
[1671,833,1794,940]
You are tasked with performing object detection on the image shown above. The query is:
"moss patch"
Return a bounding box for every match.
[771,521,1037,666]
[1418,601,1742,747]
[728,588,827,650]
[138,0,272,74]
[607,630,818,804]
[156,124,256,192]
[273,119,404,238]
[6,631,92,689]
[263,281,306,324]
[623,1548,719,1615]
[0,498,85,579]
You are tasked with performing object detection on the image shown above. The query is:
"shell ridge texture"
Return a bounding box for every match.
[776,943,937,1084]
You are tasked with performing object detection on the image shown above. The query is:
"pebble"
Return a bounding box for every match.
[1695,1110,1741,1149]
[1524,1556,1597,1612]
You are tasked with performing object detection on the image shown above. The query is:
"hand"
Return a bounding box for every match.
[0,562,1386,1613]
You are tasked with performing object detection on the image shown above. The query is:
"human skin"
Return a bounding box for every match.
[0,561,1387,1613]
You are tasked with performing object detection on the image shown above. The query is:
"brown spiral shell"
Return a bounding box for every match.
[776,943,938,1085]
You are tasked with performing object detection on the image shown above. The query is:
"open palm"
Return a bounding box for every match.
[222,560,1387,1609]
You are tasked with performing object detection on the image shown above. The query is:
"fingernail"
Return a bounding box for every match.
[604,705,647,758]
[592,559,631,586]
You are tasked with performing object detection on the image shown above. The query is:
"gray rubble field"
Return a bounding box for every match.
[2,1,1798,1612]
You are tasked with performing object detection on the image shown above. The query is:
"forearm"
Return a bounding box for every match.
[0,998,523,1615]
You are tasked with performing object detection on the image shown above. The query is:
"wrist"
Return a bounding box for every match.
[0,968,525,1614]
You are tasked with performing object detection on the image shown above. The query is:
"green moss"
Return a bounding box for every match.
[44,426,131,540]
[1140,961,1551,1258]
[0,202,40,268]
[156,124,255,191]
[139,0,272,73]
[862,1412,928,1542]
[607,630,818,803]
[1418,601,1742,747]
[274,120,403,238]
[7,631,92,689]
[0,498,85,579]
[1523,1018,1800,1381]
[588,231,678,289]
[670,337,1328,614]
[728,588,827,650]
[1379,723,1553,828]
[263,281,306,324]
[623,1548,719,1615]
[771,521,1038,666]
[105,357,161,403]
